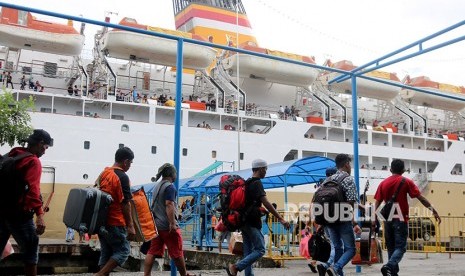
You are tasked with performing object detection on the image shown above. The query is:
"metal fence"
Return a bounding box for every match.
[382,216,465,254]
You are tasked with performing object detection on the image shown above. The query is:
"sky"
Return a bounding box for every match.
[4,0,465,86]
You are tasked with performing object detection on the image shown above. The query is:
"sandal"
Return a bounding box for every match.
[224,264,237,276]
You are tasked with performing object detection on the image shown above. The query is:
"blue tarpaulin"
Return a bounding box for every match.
[132,156,335,197]
[180,156,335,195]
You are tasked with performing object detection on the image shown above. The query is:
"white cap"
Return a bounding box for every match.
[252,159,268,169]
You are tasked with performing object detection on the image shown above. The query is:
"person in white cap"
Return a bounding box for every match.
[226,159,290,276]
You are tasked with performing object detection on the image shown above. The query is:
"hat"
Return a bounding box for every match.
[252,159,267,169]
[155,163,177,181]
[326,166,337,177]
[26,129,53,146]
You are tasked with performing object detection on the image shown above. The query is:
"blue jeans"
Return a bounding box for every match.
[235,225,265,276]
[199,216,212,248]
[325,222,356,276]
[0,216,39,264]
[98,226,130,267]
[384,220,408,274]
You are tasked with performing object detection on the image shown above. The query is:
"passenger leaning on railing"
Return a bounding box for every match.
[373,159,441,276]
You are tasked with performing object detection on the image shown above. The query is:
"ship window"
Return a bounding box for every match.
[151,146,157,154]
[183,148,188,156]
[83,174,88,180]
[212,151,217,158]
[119,143,124,149]
[22,66,32,74]
[5,62,13,70]
[121,124,129,132]
[240,153,244,160]
[43,62,58,77]
[84,141,90,150]
[18,10,28,26]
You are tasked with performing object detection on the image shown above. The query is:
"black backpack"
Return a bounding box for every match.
[308,228,331,262]
[0,152,33,209]
[312,172,349,225]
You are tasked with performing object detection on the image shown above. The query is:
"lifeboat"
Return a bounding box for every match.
[400,76,465,111]
[100,18,216,70]
[221,41,319,87]
[0,7,84,56]
[320,60,401,101]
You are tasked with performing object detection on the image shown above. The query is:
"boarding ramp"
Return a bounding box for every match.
[192,160,233,177]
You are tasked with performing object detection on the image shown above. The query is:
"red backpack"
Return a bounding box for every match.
[218,175,248,231]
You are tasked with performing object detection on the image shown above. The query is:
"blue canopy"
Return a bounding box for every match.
[179,156,335,195]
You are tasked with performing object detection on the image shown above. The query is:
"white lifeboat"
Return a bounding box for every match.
[222,42,318,87]
[320,60,401,101]
[101,18,216,70]
[400,76,465,112]
[0,7,84,56]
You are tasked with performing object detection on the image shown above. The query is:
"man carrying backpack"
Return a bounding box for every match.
[226,159,290,276]
[144,163,194,276]
[0,129,53,276]
[314,154,361,276]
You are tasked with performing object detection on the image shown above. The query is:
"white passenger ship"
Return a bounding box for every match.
[1,1,465,237]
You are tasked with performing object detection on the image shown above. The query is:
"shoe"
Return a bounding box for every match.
[308,263,317,273]
[381,265,393,276]
[224,264,237,276]
[317,264,327,276]
[326,266,337,276]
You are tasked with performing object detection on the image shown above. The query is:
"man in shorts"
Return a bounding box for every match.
[95,147,136,276]
[144,163,194,276]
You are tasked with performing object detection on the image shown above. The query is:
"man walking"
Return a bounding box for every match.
[144,163,193,276]
[0,129,53,276]
[374,159,441,276]
[321,154,361,276]
[226,159,290,276]
[94,147,136,276]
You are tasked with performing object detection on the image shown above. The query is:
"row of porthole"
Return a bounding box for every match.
[84,141,246,160]
[429,190,465,195]
[81,142,245,180]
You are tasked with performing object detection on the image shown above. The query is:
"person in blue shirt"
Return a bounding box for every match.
[132,86,139,103]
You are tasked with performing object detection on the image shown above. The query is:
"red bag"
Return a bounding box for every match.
[218,175,247,231]
[215,219,228,232]
[299,230,311,259]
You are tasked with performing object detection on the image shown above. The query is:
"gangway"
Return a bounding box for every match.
[192,160,235,177]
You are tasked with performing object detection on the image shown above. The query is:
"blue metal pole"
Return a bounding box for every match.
[351,76,361,274]
[172,38,183,276]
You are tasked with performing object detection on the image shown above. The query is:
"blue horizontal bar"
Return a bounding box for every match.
[0,2,349,75]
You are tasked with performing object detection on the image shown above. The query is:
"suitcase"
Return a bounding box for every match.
[63,187,113,235]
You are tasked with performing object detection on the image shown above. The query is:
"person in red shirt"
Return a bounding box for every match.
[0,129,53,276]
[374,159,441,276]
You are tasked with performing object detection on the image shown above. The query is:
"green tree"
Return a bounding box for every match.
[0,91,34,147]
